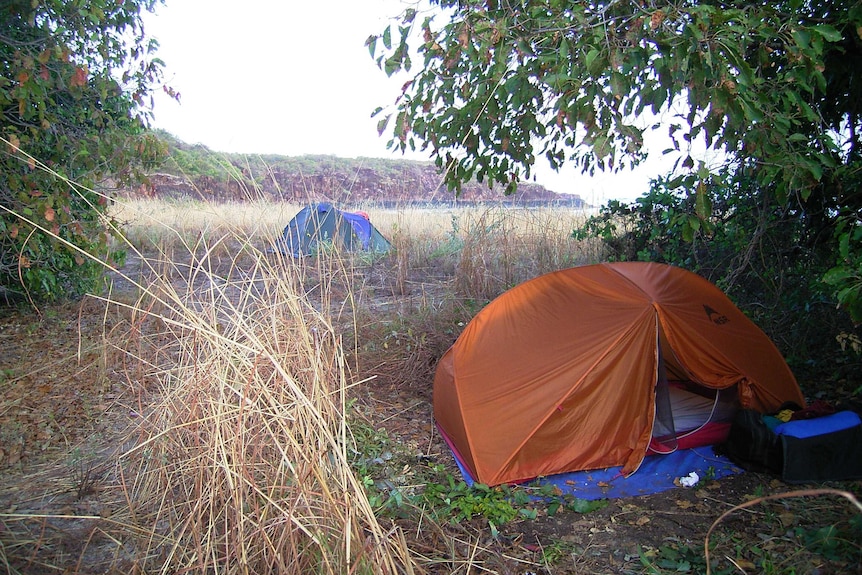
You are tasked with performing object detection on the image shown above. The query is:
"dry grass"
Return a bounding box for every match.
[2,185,601,574]
[110,245,419,574]
[112,198,596,271]
[112,199,300,259]
[2,176,430,573]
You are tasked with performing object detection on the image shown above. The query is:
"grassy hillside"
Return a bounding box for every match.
[140,131,588,207]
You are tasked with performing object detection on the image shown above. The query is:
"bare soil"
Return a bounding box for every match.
[1,255,860,575]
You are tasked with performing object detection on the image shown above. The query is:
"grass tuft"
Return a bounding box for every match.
[113,240,419,574]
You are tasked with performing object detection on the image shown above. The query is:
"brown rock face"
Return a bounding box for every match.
[137,153,587,208]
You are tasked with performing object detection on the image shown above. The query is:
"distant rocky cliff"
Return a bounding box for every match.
[138,146,587,208]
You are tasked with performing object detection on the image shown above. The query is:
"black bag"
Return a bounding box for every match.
[718,408,862,483]
[718,409,784,474]
[781,423,862,483]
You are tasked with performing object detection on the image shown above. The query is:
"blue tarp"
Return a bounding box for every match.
[451,447,742,500]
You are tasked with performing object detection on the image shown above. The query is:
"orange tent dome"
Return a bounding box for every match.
[433,262,804,485]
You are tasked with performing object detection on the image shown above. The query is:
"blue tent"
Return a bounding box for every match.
[274,203,392,257]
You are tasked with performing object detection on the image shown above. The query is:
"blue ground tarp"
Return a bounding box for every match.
[451,448,742,499]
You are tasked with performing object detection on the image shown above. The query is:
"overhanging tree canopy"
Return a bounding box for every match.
[368,0,862,319]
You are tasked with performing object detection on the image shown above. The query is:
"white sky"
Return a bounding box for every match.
[142,0,680,204]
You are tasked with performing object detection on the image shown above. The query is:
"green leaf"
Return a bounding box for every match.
[567,498,607,513]
[823,267,852,285]
[376,114,391,135]
[694,182,711,218]
[688,214,701,232]
[739,98,764,122]
[560,37,570,61]
[812,24,843,42]
[593,134,611,159]
[585,48,600,71]
[682,221,694,242]
[365,35,378,58]
[384,51,402,76]
[806,158,823,181]
[792,29,811,50]
[382,25,392,50]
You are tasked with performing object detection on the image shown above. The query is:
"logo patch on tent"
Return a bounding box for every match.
[703,304,729,325]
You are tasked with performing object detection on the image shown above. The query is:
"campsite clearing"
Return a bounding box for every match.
[0,208,860,574]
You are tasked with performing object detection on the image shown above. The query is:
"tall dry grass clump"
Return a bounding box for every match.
[452,206,599,301]
[114,241,418,574]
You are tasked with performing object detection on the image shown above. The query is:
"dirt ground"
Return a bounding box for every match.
[1,257,860,575]
[362,343,862,575]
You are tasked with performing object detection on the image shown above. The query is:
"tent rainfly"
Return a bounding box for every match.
[274,202,391,257]
[433,262,806,486]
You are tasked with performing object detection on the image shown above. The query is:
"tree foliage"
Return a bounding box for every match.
[1,0,169,301]
[574,171,854,376]
[369,0,862,320]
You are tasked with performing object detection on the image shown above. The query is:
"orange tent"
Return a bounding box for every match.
[433,262,805,486]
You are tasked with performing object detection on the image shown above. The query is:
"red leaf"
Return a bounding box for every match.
[7,134,19,154]
[71,67,87,87]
